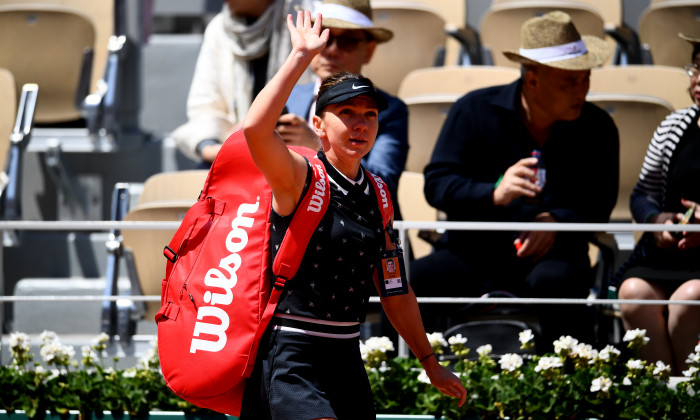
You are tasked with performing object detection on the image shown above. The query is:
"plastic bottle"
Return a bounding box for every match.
[531,149,546,189]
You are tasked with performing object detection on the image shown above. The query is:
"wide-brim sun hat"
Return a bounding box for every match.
[679,32,700,45]
[313,0,393,43]
[503,11,609,70]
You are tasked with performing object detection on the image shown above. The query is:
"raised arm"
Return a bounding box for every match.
[241,11,329,215]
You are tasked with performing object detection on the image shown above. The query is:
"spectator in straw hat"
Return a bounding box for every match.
[281,0,408,211]
[613,32,700,375]
[410,11,620,350]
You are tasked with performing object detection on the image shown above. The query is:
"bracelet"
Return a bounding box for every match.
[419,352,434,363]
[493,174,504,190]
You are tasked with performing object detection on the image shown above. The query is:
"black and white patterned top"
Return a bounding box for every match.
[631,105,700,223]
[270,150,386,323]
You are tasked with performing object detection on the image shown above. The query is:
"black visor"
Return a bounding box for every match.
[315,77,388,115]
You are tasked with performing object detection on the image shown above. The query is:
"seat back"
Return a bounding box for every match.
[136,169,209,205]
[586,93,674,221]
[404,0,467,65]
[362,1,447,96]
[639,1,700,68]
[397,171,437,260]
[121,170,209,320]
[493,0,622,25]
[0,0,113,107]
[0,4,95,123]
[442,320,536,361]
[480,1,607,68]
[397,66,520,173]
[0,68,15,173]
[590,65,692,111]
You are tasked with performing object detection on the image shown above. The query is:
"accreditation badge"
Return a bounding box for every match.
[378,248,408,297]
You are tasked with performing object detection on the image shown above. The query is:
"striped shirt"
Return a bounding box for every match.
[631,105,699,223]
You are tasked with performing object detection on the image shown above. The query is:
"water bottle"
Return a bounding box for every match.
[531,149,546,189]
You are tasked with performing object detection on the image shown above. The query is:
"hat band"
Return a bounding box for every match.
[519,39,588,63]
[317,3,374,28]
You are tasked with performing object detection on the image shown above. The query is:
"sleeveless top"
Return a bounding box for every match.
[269,150,386,322]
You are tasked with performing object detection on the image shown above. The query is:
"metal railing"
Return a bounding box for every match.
[2,219,700,357]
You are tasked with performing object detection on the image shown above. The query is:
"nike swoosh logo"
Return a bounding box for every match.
[352,84,369,89]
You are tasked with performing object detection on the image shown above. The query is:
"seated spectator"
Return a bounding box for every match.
[281,0,408,208]
[171,0,315,166]
[614,33,700,376]
[410,11,619,349]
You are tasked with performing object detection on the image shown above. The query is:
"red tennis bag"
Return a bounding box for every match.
[155,130,330,415]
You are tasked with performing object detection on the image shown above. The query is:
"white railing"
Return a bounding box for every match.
[2,220,700,357]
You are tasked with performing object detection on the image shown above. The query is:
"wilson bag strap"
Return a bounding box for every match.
[366,169,394,230]
[245,155,330,376]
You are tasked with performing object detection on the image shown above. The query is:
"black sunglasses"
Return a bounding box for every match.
[325,32,369,52]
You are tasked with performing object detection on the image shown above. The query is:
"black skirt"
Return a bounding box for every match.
[240,327,375,420]
[616,233,700,287]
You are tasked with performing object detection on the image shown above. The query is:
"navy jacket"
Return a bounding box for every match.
[425,79,620,259]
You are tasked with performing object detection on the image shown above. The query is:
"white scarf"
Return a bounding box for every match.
[221,0,290,121]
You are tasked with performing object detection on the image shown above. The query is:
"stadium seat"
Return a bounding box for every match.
[638,0,700,68]
[590,65,692,111]
[397,66,520,173]
[0,4,96,123]
[480,1,607,68]
[0,68,15,174]
[397,171,438,260]
[361,1,448,96]
[587,93,674,222]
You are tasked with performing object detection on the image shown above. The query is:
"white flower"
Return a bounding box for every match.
[534,356,563,372]
[653,360,671,376]
[518,329,534,344]
[123,368,137,378]
[417,369,431,384]
[40,331,59,344]
[626,359,644,370]
[448,334,468,346]
[590,376,612,393]
[477,344,493,357]
[426,332,447,349]
[363,336,395,353]
[597,345,621,361]
[623,328,650,344]
[622,377,632,386]
[553,336,578,354]
[93,332,110,346]
[683,366,699,377]
[359,341,368,361]
[571,343,597,360]
[9,332,30,351]
[499,353,523,372]
[687,352,700,365]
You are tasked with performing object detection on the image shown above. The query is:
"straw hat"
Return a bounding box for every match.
[503,11,609,70]
[679,32,700,45]
[314,0,393,43]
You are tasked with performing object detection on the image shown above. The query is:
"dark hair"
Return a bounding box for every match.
[693,43,700,62]
[315,72,375,116]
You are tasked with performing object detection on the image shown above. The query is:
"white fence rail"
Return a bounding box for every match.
[3,220,699,357]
